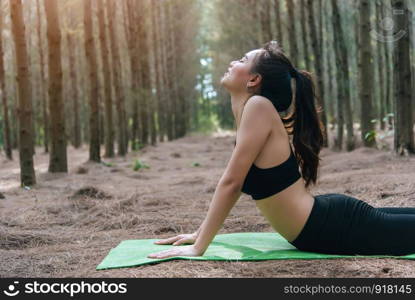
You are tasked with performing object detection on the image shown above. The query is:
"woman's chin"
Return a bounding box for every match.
[219,76,227,86]
[220,80,230,90]
[220,74,231,86]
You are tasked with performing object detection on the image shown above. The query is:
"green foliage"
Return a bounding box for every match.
[364,130,377,142]
[195,107,220,134]
[101,161,113,167]
[192,162,201,167]
[136,142,145,150]
[132,159,150,171]
[365,112,395,143]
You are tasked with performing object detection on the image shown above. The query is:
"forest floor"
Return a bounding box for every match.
[1,128,415,278]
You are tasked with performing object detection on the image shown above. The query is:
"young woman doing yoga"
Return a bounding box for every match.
[148,41,415,259]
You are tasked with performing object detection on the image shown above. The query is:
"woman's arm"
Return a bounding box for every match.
[193,96,273,254]
[193,183,242,254]
[148,96,272,259]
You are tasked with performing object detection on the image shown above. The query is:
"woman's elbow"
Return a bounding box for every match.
[219,178,242,193]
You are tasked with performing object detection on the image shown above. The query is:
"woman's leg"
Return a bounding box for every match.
[313,194,415,256]
[346,207,415,256]
[375,207,415,215]
[290,193,415,256]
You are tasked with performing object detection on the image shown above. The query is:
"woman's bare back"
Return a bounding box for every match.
[238,104,315,242]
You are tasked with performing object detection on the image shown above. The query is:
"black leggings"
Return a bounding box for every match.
[288,193,415,256]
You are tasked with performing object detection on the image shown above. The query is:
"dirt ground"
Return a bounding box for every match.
[1,129,415,278]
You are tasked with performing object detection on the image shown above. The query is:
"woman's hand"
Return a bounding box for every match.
[147,245,203,259]
[153,232,198,246]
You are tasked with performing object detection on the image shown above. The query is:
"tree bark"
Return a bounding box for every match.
[391,0,414,154]
[97,0,114,157]
[286,0,299,66]
[107,0,128,155]
[151,0,166,143]
[44,0,67,172]
[359,0,376,148]
[83,0,101,162]
[66,32,81,149]
[0,4,12,159]
[36,0,49,154]
[331,0,355,151]
[306,0,328,147]
[273,0,284,47]
[10,0,36,186]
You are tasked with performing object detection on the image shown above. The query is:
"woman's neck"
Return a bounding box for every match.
[230,91,254,129]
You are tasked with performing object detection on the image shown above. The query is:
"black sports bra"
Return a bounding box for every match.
[234,140,302,200]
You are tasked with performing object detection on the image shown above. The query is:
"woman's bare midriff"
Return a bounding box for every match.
[254,178,315,243]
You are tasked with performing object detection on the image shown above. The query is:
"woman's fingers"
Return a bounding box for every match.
[148,249,177,259]
[173,238,187,246]
[154,235,181,245]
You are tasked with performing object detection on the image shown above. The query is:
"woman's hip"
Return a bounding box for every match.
[288,193,376,254]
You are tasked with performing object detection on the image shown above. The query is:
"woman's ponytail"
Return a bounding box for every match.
[283,69,325,188]
[252,41,325,188]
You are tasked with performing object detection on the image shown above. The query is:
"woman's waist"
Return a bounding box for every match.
[256,187,316,242]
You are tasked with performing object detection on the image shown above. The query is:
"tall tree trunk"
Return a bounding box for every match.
[24,1,36,156]
[123,0,141,150]
[151,0,166,143]
[359,0,376,148]
[299,0,311,70]
[375,1,386,131]
[0,4,12,160]
[11,83,18,149]
[107,0,127,155]
[66,32,81,149]
[160,1,173,141]
[136,0,152,145]
[306,0,328,147]
[324,0,336,129]
[83,0,100,162]
[286,0,299,66]
[248,0,261,44]
[168,1,180,139]
[380,2,393,129]
[391,0,414,154]
[44,0,67,172]
[331,0,355,151]
[273,0,284,47]
[260,0,272,43]
[10,0,36,186]
[36,0,49,153]
[165,1,178,140]
[97,0,114,157]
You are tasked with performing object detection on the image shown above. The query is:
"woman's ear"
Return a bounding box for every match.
[246,73,262,91]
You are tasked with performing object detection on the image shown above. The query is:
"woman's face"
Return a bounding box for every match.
[220,49,262,92]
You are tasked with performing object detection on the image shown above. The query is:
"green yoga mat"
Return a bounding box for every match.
[96,232,415,270]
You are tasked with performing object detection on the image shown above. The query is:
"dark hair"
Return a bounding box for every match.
[249,40,325,188]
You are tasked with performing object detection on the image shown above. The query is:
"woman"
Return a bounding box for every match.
[148,40,415,259]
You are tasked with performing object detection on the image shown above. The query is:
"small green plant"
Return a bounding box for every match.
[132,159,150,171]
[192,162,201,167]
[101,161,113,167]
[364,130,377,142]
[137,142,145,150]
[131,141,145,152]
